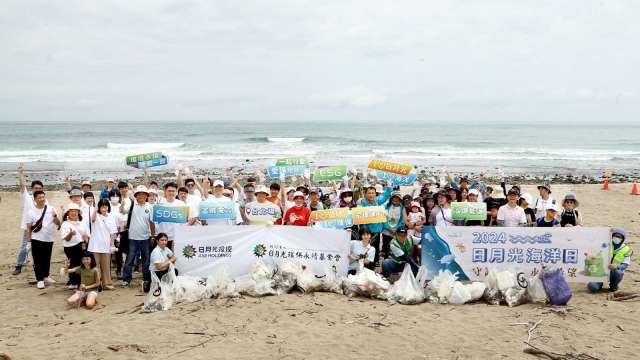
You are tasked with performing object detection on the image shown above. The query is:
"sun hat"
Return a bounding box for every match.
[64,202,81,215]
[107,178,114,183]
[292,191,305,199]
[254,185,270,195]
[213,180,224,187]
[340,188,354,197]
[562,193,579,207]
[309,187,321,195]
[285,186,296,194]
[410,201,421,208]
[537,182,552,193]
[519,192,533,205]
[69,188,82,197]
[81,180,91,186]
[133,185,149,196]
[148,188,158,195]
[390,190,402,201]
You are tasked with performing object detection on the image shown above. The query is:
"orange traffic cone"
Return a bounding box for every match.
[631,180,639,195]
[602,177,609,190]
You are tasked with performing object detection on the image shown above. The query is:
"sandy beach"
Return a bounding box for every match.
[0,183,639,360]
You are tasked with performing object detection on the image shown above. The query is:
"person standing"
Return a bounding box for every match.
[155,182,185,249]
[284,192,311,226]
[26,191,60,289]
[357,184,392,267]
[122,186,155,291]
[13,163,45,275]
[497,189,527,227]
[60,203,90,289]
[89,199,118,290]
[534,183,556,219]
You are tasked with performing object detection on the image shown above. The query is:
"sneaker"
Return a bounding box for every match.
[104,285,115,291]
[36,281,45,289]
[67,284,78,290]
[12,267,22,275]
[44,277,56,285]
[122,281,129,288]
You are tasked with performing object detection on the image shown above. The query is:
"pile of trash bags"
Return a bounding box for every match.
[144,260,573,312]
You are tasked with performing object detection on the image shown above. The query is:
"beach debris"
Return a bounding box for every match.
[541,268,572,305]
[319,264,344,294]
[387,264,425,305]
[526,275,548,303]
[107,344,149,354]
[296,262,324,293]
[273,259,298,295]
[343,264,390,299]
[426,269,457,304]
[608,291,639,302]
[523,342,602,360]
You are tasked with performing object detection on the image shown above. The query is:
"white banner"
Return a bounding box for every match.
[174,225,350,278]
[421,226,612,283]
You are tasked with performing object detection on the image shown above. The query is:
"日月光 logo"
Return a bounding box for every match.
[182,244,196,259]
[253,244,266,257]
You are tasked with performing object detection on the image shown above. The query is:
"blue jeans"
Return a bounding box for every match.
[587,268,625,292]
[15,230,29,268]
[382,259,406,278]
[123,239,151,283]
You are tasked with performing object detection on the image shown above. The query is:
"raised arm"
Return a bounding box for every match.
[143,168,150,188]
[18,163,26,193]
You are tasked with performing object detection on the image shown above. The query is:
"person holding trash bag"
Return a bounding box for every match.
[381,228,420,279]
[587,228,633,293]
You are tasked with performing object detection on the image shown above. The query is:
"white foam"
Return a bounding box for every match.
[267,137,305,143]
[106,142,185,149]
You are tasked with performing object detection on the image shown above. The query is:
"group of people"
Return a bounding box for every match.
[12,163,633,308]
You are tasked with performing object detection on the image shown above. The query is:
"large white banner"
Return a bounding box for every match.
[421,226,612,283]
[175,225,350,278]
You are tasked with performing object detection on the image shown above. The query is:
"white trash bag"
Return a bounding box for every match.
[464,282,487,302]
[319,264,344,294]
[526,275,547,303]
[343,262,390,299]
[296,263,323,293]
[387,264,425,305]
[212,268,240,298]
[504,287,527,307]
[273,259,299,295]
[144,271,173,312]
[172,275,208,304]
[427,270,457,304]
[449,281,472,305]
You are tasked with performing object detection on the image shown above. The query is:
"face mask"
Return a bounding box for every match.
[612,237,623,245]
[343,197,353,203]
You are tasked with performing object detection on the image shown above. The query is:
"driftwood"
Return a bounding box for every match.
[523,342,601,360]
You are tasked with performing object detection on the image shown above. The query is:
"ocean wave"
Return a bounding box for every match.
[106,142,185,149]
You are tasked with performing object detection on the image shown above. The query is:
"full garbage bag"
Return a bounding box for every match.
[172,275,208,304]
[541,267,572,305]
[212,268,240,298]
[235,260,276,297]
[296,263,324,293]
[427,270,457,304]
[504,287,527,307]
[273,260,299,295]
[387,264,425,305]
[449,281,472,305]
[526,275,547,303]
[343,263,390,299]
[144,271,173,312]
[319,264,343,294]
[464,282,487,302]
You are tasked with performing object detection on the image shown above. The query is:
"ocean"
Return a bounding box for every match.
[1,121,639,182]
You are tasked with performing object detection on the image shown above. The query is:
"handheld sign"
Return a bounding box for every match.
[276,157,309,167]
[268,165,306,178]
[245,202,282,224]
[312,165,347,182]
[311,208,354,229]
[351,206,387,225]
[126,152,168,169]
[199,200,236,220]
[368,159,416,185]
[451,202,487,221]
[152,205,189,224]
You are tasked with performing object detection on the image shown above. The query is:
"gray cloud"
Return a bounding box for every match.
[0,0,638,123]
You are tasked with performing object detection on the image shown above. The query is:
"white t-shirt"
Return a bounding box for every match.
[434,207,453,227]
[186,194,201,219]
[498,204,527,227]
[155,198,185,241]
[128,202,153,240]
[81,204,93,234]
[28,205,58,242]
[535,197,556,219]
[20,188,48,230]
[60,221,89,248]
[150,246,174,272]
[89,213,118,253]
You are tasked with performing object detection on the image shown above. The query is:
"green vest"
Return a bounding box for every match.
[390,236,412,263]
[610,244,632,266]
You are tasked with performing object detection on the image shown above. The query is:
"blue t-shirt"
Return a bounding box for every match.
[536,217,558,228]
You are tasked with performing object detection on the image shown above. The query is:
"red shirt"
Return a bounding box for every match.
[284,206,310,226]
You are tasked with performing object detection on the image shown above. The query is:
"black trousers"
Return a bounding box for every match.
[64,242,83,286]
[155,268,178,281]
[31,239,53,281]
[381,234,393,260]
[115,231,129,274]
[370,232,382,268]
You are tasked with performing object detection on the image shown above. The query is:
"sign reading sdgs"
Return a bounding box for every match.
[152,205,189,224]
[420,226,611,283]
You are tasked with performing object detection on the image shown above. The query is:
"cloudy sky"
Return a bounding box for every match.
[1,1,638,123]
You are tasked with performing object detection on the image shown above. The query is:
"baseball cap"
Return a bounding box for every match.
[69,188,82,197]
[468,189,480,197]
[293,191,305,199]
[397,228,408,235]
[213,180,224,187]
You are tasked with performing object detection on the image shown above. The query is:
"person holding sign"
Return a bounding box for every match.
[245,185,282,225]
[381,228,420,279]
[357,184,392,266]
[284,191,310,226]
[122,186,155,291]
[200,178,241,226]
[155,182,185,249]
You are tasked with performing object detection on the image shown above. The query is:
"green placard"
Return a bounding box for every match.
[126,152,163,166]
[312,165,347,181]
[451,202,487,221]
[276,157,309,167]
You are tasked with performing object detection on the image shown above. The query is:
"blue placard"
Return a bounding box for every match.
[130,155,169,169]
[152,205,189,223]
[268,165,306,178]
[199,200,236,220]
[374,170,417,186]
[315,214,354,229]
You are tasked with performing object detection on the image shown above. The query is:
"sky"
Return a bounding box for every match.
[1,0,639,123]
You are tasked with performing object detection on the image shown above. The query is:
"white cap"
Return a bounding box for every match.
[64,202,82,214]
[375,184,384,193]
[468,189,480,196]
[133,185,149,195]
[286,186,296,193]
[81,180,91,186]
[520,192,533,205]
[213,180,224,187]
[293,191,305,199]
[547,203,561,212]
[107,178,114,183]
[255,185,269,195]
[148,188,158,195]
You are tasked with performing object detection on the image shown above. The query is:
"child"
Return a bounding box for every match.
[89,199,118,290]
[560,193,582,227]
[588,228,633,292]
[60,203,90,289]
[65,253,101,309]
[406,201,425,238]
[536,204,560,227]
